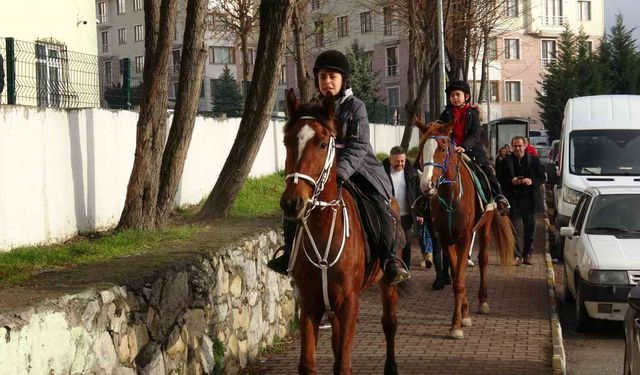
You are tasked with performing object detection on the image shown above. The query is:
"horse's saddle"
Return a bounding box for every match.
[460,154,494,211]
[343,182,403,273]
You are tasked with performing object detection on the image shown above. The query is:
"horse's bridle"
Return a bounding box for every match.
[284,115,350,313]
[424,135,464,238]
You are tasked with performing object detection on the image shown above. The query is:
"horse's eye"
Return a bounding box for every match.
[320,142,327,149]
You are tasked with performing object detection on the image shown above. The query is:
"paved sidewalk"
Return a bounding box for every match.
[257,217,553,374]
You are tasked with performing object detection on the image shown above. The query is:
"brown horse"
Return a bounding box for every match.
[280,89,399,374]
[416,118,514,339]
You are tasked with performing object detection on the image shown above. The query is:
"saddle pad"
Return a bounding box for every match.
[461,157,491,207]
[344,181,381,265]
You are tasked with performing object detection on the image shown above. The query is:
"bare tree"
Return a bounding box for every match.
[208,0,260,83]
[199,0,294,220]
[290,0,313,103]
[156,0,208,226]
[118,0,178,230]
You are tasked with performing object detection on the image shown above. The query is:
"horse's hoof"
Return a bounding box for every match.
[478,302,490,314]
[449,329,464,339]
[461,318,472,327]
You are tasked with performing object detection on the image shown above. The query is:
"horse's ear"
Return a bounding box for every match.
[286,88,299,117]
[414,116,429,134]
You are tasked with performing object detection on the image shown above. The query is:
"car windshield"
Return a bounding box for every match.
[569,130,640,175]
[585,194,640,235]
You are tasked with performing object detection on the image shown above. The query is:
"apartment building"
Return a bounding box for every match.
[289,0,603,127]
[96,0,255,112]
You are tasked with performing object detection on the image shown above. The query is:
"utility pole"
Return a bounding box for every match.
[437,0,446,110]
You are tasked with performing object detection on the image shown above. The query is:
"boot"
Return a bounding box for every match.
[267,219,297,276]
[267,246,290,276]
[383,258,410,285]
[495,194,510,215]
[480,164,510,215]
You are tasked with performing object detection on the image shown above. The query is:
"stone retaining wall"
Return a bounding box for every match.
[0,230,295,375]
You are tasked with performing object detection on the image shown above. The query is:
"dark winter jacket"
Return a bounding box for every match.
[497,153,546,213]
[439,105,489,165]
[314,88,393,200]
[0,53,4,95]
[382,158,422,221]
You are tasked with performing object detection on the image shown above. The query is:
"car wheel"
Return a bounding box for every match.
[575,282,592,332]
[563,266,574,302]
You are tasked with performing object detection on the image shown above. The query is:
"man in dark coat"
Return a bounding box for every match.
[498,136,546,265]
[383,146,422,269]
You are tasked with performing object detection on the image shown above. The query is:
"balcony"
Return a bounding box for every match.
[386,65,398,78]
[540,57,557,69]
[541,15,566,26]
[97,14,110,28]
[100,44,110,54]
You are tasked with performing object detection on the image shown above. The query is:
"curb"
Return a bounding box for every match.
[544,217,567,375]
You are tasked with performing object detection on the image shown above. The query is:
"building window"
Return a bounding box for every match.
[200,80,205,98]
[35,43,62,108]
[541,39,557,67]
[504,38,520,59]
[578,1,591,21]
[117,0,126,14]
[133,0,142,11]
[505,81,522,102]
[506,0,518,17]
[104,60,112,84]
[311,0,320,11]
[118,28,127,45]
[585,40,593,54]
[542,0,564,26]
[208,46,235,64]
[210,79,217,100]
[100,31,109,53]
[383,7,393,35]
[279,64,287,85]
[360,11,372,33]
[486,38,497,60]
[337,15,348,38]
[97,2,107,23]
[134,56,144,72]
[385,46,399,78]
[315,20,324,47]
[134,25,144,42]
[387,87,400,123]
[474,81,499,103]
[172,49,181,73]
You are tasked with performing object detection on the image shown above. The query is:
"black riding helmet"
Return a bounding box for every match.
[313,50,350,95]
[445,80,471,99]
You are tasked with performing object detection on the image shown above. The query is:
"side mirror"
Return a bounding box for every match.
[560,226,577,237]
[628,286,640,311]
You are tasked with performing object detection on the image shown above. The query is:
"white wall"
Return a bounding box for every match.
[0,105,419,251]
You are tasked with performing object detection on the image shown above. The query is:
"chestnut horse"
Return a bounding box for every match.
[416,118,514,339]
[280,89,399,374]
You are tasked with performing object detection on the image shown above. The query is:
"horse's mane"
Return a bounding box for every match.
[284,101,333,134]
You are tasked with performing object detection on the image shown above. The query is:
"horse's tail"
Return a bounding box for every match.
[490,211,516,270]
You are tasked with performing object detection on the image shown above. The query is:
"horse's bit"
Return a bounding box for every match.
[284,116,350,313]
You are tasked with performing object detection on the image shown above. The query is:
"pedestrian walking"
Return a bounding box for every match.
[497,136,546,265]
[383,146,422,269]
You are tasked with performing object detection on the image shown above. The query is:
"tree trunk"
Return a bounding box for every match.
[241,30,250,83]
[401,0,417,151]
[199,0,294,221]
[292,1,312,103]
[477,30,489,103]
[117,0,178,230]
[156,0,208,226]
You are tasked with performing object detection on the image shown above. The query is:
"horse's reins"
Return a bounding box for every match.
[284,115,350,313]
[424,135,464,239]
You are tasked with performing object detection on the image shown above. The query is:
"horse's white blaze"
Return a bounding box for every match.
[297,124,316,162]
[420,138,438,193]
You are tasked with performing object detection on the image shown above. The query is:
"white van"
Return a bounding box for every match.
[554,95,640,254]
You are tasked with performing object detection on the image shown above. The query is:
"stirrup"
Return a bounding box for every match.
[495,195,510,215]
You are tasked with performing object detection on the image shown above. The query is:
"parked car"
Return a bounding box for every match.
[624,286,640,375]
[561,186,640,331]
[529,129,550,145]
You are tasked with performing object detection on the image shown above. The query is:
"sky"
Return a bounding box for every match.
[604,0,640,44]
